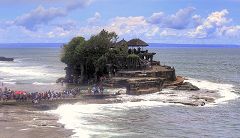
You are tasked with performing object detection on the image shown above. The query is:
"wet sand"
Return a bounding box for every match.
[0,105,73,138]
[0,89,221,138]
[0,97,120,138]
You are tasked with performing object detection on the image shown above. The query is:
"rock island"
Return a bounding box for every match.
[60,30,196,95]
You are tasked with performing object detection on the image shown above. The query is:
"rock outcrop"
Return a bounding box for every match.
[0,57,14,61]
[173,82,200,91]
[56,77,65,83]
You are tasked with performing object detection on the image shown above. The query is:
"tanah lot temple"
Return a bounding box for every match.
[104,38,181,95]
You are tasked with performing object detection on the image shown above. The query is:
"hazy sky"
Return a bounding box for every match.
[0,0,240,44]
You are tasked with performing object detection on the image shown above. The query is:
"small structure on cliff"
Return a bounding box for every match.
[105,38,176,94]
[61,30,179,95]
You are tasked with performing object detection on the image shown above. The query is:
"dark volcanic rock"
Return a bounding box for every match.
[191,96,215,103]
[56,77,65,83]
[168,101,205,106]
[173,82,200,91]
[0,57,14,61]
[33,104,51,110]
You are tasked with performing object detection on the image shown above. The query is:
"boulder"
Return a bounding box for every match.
[173,82,200,91]
[56,77,65,83]
[0,57,14,61]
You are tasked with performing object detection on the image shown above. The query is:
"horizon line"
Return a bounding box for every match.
[0,42,240,46]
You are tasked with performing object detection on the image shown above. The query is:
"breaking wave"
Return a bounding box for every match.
[49,78,239,137]
[186,78,239,106]
[0,66,59,78]
[32,82,56,86]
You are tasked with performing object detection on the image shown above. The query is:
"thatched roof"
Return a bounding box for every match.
[116,39,127,46]
[127,38,148,47]
[111,39,127,48]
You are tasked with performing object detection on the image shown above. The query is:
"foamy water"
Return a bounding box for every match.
[186,78,239,106]
[49,78,239,138]
[0,48,65,87]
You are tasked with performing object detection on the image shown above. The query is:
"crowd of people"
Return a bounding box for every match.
[90,83,104,95]
[0,87,80,104]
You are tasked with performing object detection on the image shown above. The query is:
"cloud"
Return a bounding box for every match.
[0,0,92,6]
[6,0,93,30]
[72,16,152,39]
[160,29,178,37]
[87,12,101,24]
[145,26,160,37]
[13,6,66,30]
[66,0,93,11]
[192,15,203,27]
[0,24,75,43]
[69,16,148,40]
[47,27,71,38]
[221,25,240,38]
[105,16,149,37]
[148,7,196,29]
[148,12,165,24]
[1,6,240,44]
[189,9,231,38]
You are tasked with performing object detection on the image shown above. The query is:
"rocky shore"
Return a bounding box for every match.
[0,83,221,138]
[0,56,14,61]
[172,82,200,91]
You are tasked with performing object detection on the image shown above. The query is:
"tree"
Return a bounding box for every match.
[61,36,85,83]
[83,29,118,80]
[61,36,85,65]
[61,29,128,84]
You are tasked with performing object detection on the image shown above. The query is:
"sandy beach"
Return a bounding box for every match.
[0,77,235,138]
[0,85,235,138]
[0,104,73,138]
[0,96,122,138]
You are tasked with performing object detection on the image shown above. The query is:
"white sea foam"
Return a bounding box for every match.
[32,82,56,86]
[0,66,53,77]
[49,104,117,137]
[14,58,31,63]
[2,81,16,84]
[0,66,63,82]
[186,78,239,106]
[43,78,240,137]
[49,101,171,138]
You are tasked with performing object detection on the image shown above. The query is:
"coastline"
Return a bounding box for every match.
[0,104,73,138]
[0,77,238,138]
[0,86,237,138]
[0,97,121,138]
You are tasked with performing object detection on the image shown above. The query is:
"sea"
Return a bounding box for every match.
[0,43,240,138]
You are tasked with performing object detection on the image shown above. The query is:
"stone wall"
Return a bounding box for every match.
[126,78,165,95]
[116,69,176,81]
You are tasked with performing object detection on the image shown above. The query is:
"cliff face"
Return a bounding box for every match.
[0,57,14,61]
[104,65,176,95]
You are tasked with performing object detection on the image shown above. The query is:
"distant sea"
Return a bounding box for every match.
[0,43,65,91]
[1,43,240,137]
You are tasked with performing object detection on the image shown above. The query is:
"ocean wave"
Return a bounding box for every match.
[2,81,17,85]
[186,78,239,106]
[115,78,239,107]
[0,66,62,78]
[48,78,239,137]
[32,82,56,86]
[15,57,32,61]
[0,61,14,66]
[0,78,17,84]
[49,102,170,138]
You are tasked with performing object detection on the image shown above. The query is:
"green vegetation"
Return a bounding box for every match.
[61,29,129,84]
